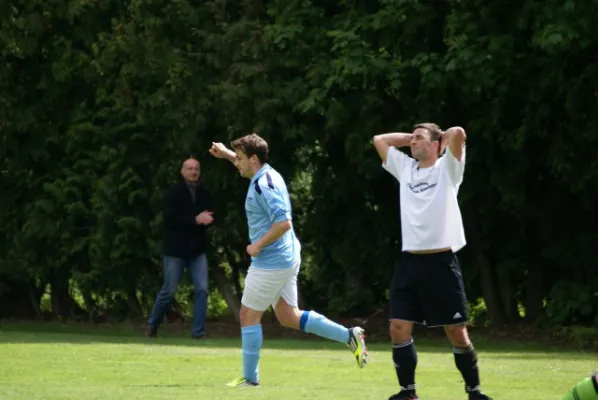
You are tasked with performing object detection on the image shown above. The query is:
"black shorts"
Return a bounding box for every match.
[390,250,468,327]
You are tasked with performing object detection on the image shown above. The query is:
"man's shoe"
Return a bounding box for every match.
[347,327,367,368]
[225,377,260,387]
[468,391,493,400]
[146,324,158,337]
[388,390,419,400]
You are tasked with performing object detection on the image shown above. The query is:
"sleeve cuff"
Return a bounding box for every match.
[272,211,291,223]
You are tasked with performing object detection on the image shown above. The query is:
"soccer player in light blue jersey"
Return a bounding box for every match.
[209,133,367,387]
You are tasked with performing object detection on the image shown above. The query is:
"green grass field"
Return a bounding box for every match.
[0,323,595,400]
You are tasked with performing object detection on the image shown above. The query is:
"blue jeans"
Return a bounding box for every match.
[148,254,208,337]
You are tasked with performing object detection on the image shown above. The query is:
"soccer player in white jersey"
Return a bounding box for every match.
[209,133,367,387]
[373,123,492,400]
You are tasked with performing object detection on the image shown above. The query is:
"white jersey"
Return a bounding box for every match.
[382,146,466,252]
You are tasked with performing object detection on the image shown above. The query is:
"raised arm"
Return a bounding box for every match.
[373,133,413,162]
[209,142,236,164]
[441,127,467,161]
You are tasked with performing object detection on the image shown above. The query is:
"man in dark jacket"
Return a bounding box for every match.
[147,158,214,338]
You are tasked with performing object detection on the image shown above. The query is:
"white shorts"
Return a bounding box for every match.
[241,261,300,312]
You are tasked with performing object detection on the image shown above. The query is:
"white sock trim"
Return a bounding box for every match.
[392,338,414,349]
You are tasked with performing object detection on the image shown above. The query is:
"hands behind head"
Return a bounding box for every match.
[439,131,448,155]
[439,127,465,156]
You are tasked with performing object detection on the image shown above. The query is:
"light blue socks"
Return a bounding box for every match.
[301,310,350,344]
[241,312,348,383]
[241,324,262,383]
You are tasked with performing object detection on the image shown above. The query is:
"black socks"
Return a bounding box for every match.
[393,338,418,392]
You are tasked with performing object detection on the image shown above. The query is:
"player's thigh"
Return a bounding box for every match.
[390,253,424,324]
[273,298,301,329]
[419,252,468,327]
[242,266,290,312]
[275,261,300,309]
[272,262,302,328]
[389,319,415,344]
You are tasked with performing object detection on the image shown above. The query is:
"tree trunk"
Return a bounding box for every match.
[211,264,240,321]
[82,290,96,322]
[0,280,39,319]
[50,271,75,319]
[297,278,305,310]
[127,285,143,319]
[496,264,518,322]
[28,287,43,318]
[224,248,244,300]
[167,298,187,322]
[477,250,506,325]
[524,264,544,321]
[232,264,243,300]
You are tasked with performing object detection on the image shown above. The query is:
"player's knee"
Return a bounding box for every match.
[194,283,208,294]
[389,320,412,343]
[277,315,295,329]
[444,324,470,347]
[161,285,177,299]
[239,308,247,326]
[239,305,265,327]
[275,307,300,329]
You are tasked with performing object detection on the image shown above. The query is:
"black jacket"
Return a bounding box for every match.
[162,181,213,259]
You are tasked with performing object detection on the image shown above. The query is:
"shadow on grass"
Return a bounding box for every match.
[123,384,207,388]
[1,321,596,358]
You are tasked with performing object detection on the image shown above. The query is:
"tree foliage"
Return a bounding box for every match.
[1,0,597,328]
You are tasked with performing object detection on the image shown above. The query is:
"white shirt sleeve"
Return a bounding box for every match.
[441,145,466,186]
[382,146,412,181]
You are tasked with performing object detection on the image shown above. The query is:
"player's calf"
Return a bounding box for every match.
[295,309,368,367]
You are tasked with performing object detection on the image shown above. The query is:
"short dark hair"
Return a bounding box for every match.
[413,122,442,142]
[230,133,268,164]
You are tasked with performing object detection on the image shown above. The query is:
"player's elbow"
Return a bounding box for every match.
[456,127,466,142]
[278,220,292,232]
[373,135,388,162]
[450,127,467,142]
[272,218,292,233]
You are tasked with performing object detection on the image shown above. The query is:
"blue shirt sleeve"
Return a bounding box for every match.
[256,183,291,224]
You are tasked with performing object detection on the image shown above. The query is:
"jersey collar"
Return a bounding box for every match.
[250,163,271,184]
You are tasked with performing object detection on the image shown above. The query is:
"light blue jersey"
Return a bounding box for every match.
[245,164,301,269]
